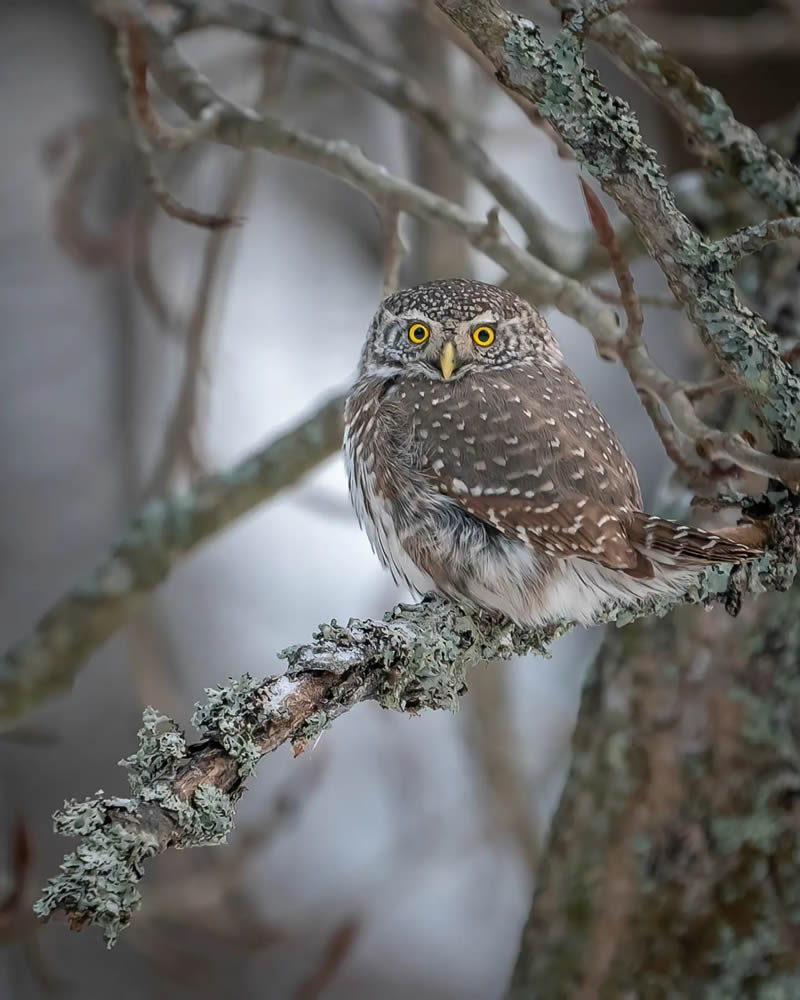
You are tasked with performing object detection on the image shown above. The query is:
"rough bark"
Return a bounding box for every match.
[508,583,800,999]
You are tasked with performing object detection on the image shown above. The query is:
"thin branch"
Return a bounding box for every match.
[44,116,133,269]
[717,217,800,267]
[169,0,586,269]
[0,394,345,727]
[295,919,360,1000]
[124,13,223,150]
[131,196,175,328]
[147,34,293,493]
[580,183,640,348]
[581,180,742,486]
[632,9,800,62]
[115,20,237,229]
[379,205,407,297]
[32,515,797,946]
[589,285,679,310]
[561,0,630,31]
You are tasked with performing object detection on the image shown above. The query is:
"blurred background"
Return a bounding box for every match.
[1,1,798,997]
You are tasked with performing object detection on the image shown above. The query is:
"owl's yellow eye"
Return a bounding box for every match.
[408,322,430,345]
[472,325,495,347]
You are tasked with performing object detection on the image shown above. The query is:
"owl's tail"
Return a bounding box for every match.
[626,512,765,578]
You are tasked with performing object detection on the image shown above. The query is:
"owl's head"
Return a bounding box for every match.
[358,278,562,382]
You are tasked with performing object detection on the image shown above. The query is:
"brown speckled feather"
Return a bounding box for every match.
[392,360,754,575]
[393,360,647,567]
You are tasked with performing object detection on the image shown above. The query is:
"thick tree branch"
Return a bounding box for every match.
[435,0,800,456]
[33,516,797,946]
[0,394,344,727]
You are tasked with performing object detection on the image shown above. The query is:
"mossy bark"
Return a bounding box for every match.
[509,589,800,998]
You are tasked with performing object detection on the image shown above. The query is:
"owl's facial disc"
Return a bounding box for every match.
[435,312,500,379]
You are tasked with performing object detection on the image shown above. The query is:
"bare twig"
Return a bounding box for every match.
[581,180,738,486]
[295,919,360,1000]
[131,196,175,327]
[125,13,223,149]
[44,116,133,268]
[589,285,679,310]
[379,205,407,297]
[115,20,237,229]
[0,394,345,727]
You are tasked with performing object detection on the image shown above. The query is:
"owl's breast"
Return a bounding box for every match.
[393,375,475,476]
[343,374,440,594]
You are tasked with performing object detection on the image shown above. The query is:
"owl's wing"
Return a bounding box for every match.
[451,493,643,569]
[414,365,648,572]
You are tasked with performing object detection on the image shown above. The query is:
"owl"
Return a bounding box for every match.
[344,279,759,626]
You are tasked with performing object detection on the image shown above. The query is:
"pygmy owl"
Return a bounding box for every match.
[344,279,759,626]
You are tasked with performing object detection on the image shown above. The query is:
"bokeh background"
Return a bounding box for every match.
[1,1,798,997]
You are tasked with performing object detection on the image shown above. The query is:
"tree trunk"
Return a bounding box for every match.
[508,584,800,998]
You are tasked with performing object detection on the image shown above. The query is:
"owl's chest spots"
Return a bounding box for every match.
[402,379,477,476]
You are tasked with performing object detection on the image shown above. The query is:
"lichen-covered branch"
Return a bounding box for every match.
[435,0,800,455]
[34,599,558,945]
[0,394,344,727]
[587,9,800,214]
[32,522,798,946]
[580,180,797,488]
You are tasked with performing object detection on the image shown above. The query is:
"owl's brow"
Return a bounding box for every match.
[465,309,497,328]
[376,306,435,335]
[499,313,528,330]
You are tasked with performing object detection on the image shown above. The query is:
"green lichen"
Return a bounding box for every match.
[34,795,157,947]
[120,706,187,793]
[293,710,331,745]
[500,13,800,453]
[191,673,264,778]
[34,701,239,945]
[178,784,235,847]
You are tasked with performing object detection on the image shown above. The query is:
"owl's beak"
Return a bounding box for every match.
[439,341,457,380]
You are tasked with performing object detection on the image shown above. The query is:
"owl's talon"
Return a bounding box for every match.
[395,597,434,614]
